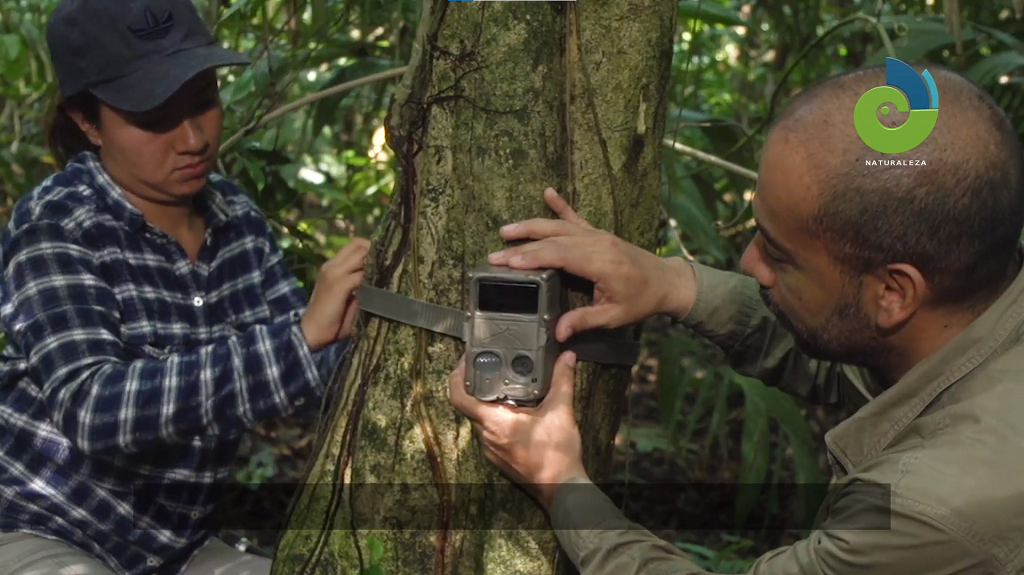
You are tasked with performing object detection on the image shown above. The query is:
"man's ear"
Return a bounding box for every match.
[66,107,103,148]
[867,263,927,330]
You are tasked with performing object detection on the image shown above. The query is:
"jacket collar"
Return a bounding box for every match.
[71,151,231,232]
[825,244,1024,473]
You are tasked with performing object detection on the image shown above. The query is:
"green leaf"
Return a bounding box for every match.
[668,109,748,157]
[690,173,724,223]
[761,386,824,485]
[244,145,295,166]
[969,22,1024,52]
[678,372,717,450]
[230,156,266,192]
[0,34,23,61]
[679,0,747,28]
[965,50,1024,86]
[312,0,328,30]
[703,378,732,456]
[311,59,399,135]
[367,535,384,564]
[656,336,688,433]
[220,66,257,109]
[619,424,692,455]
[0,34,27,82]
[734,378,771,528]
[675,542,718,560]
[216,0,254,27]
[661,149,729,262]
[736,375,827,531]
[865,15,978,66]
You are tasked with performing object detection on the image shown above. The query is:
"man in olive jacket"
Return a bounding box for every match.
[448,63,1024,574]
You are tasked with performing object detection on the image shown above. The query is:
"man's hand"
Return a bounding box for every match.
[300,238,370,351]
[448,350,589,512]
[488,187,697,342]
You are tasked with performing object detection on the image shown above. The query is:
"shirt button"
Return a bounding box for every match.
[147,558,158,566]
[193,296,204,307]
[191,511,201,519]
[295,398,305,406]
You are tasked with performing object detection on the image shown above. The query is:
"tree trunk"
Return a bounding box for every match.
[271,1,676,573]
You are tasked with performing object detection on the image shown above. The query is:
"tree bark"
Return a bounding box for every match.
[271,1,676,573]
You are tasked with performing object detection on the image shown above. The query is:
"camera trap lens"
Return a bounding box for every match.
[511,355,534,376]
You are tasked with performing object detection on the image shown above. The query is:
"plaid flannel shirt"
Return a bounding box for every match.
[0,151,345,575]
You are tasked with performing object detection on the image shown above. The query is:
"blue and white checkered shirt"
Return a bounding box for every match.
[0,151,345,574]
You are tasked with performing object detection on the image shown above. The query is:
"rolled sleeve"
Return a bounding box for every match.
[674,262,876,406]
[547,478,998,575]
[251,200,349,389]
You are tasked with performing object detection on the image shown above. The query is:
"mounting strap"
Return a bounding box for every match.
[357,283,641,367]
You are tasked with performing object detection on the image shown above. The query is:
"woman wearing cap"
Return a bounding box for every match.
[0,0,367,574]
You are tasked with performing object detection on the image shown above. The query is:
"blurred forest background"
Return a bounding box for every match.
[2,0,1023,571]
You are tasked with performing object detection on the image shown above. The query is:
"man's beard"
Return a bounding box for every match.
[758,285,889,370]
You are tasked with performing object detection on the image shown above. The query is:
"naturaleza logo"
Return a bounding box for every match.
[853,57,938,154]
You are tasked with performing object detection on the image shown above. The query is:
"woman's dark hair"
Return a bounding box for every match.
[46,90,102,167]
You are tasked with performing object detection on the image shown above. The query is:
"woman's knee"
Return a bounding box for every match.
[0,532,115,575]
[182,537,272,575]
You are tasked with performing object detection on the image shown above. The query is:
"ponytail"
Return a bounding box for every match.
[46,91,101,168]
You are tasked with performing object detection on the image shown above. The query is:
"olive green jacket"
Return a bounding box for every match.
[549,260,1024,574]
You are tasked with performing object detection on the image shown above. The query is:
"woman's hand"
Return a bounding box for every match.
[300,238,370,350]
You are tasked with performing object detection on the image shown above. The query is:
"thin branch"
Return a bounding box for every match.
[867,13,897,59]
[219,65,410,154]
[661,138,759,181]
[661,204,695,261]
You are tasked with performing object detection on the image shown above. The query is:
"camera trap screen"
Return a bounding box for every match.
[477,280,539,314]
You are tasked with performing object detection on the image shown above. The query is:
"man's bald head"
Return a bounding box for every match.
[768,62,1024,311]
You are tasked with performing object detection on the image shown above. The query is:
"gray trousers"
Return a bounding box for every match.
[0,532,271,574]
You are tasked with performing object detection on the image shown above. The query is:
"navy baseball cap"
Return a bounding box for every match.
[46,0,250,112]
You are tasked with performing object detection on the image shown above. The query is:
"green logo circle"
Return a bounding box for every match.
[853,58,939,154]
